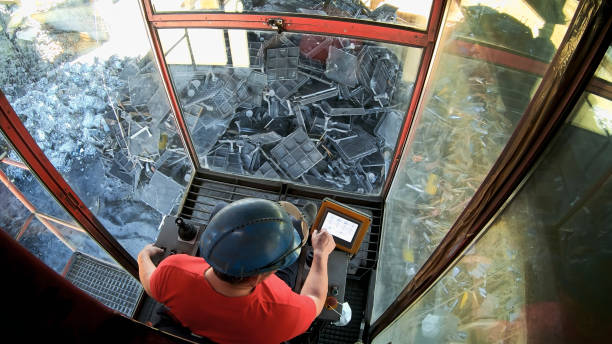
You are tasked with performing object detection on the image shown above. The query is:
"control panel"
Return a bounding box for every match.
[294,246,350,322]
[152,216,205,265]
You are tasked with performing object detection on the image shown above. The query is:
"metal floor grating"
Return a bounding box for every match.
[180,176,283,225]
[64,252,143,317]
[180,171,383,280]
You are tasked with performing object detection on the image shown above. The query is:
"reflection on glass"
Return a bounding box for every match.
[455,0,578,59]
[1,132,143,316]
[151,0,433,30]
[160,29,421,194]
[594,46,612,82]
[372,0,576,322]
[0,0,192,258]
[1,133,107,263]
[571,93,612,136]
[0,137,73,224]
[373,88,612,344]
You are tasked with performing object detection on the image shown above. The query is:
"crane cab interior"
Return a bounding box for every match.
[0,1,611,343]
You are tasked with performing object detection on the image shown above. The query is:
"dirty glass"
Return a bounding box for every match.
[372,0,577,322]
[1,135,76,271]
[0,1,193,258]
[151,0,433,30]
[455,0,578,60]
[594,46,612,82]
[373,77,612,344]
[1,132,142,317]
[159,29,422,194]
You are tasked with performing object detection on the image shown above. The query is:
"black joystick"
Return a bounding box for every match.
[176,217,197,241]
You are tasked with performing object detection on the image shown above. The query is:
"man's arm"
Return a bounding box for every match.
[300,229,335,316]
[137,244,164,297]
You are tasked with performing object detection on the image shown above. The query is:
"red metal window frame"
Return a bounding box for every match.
[142,24,200,169]
[0,91,139,279]
[447,39,612,99]
[149,15,429,46]
[447,39,549,76]
[143,1,435,46]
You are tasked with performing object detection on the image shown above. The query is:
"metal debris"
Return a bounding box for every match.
[294,86,340,106]
[271,129,324,179]
[325,46,358,87]
[266,47,300,81]
[331,129,378,163]
[172,31,408,194]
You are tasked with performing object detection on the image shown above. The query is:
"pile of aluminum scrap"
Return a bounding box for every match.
[96,54,190,214]
[174,32,410,194]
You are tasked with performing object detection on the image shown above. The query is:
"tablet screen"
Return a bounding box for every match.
[321,212,359,243]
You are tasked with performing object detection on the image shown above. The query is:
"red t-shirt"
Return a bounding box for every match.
[150,254,316,344]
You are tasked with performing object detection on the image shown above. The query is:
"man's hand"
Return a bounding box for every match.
[138,243,164,297]
[311,229,335,257]
[139,243,164,259]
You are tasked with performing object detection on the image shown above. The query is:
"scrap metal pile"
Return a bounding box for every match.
[103,55,191,215]
[241,0,402,23]
[175,32,411,194]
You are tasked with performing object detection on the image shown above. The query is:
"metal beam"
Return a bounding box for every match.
[0,168,76,252]
[1,156,28,170]
[15,213,34,241]
[446,39,549,76]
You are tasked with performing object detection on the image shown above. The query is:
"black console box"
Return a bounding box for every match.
[152,216,205,265]
[295,246,350,322]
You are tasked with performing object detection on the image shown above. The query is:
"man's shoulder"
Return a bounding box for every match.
[160,254,205,266]
[261,274,293,294]
[156,254,208,275]
[150,255,207,299]
[259,275,313,308]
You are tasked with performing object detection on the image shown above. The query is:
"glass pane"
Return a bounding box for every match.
[373,81,612,343]
[455,0,578,60]
[1,133,142,317]
[151,0,433,30]
[372,0,577,321]
[0,145,73,225]
[0,1,193,258]
[159,29,422,195]
[594,46,612,82]
[1,134,108,263]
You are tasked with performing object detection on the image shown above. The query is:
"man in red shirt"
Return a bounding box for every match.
[138,198,335,344]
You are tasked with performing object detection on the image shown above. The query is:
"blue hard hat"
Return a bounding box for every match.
[199,198,302,277]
